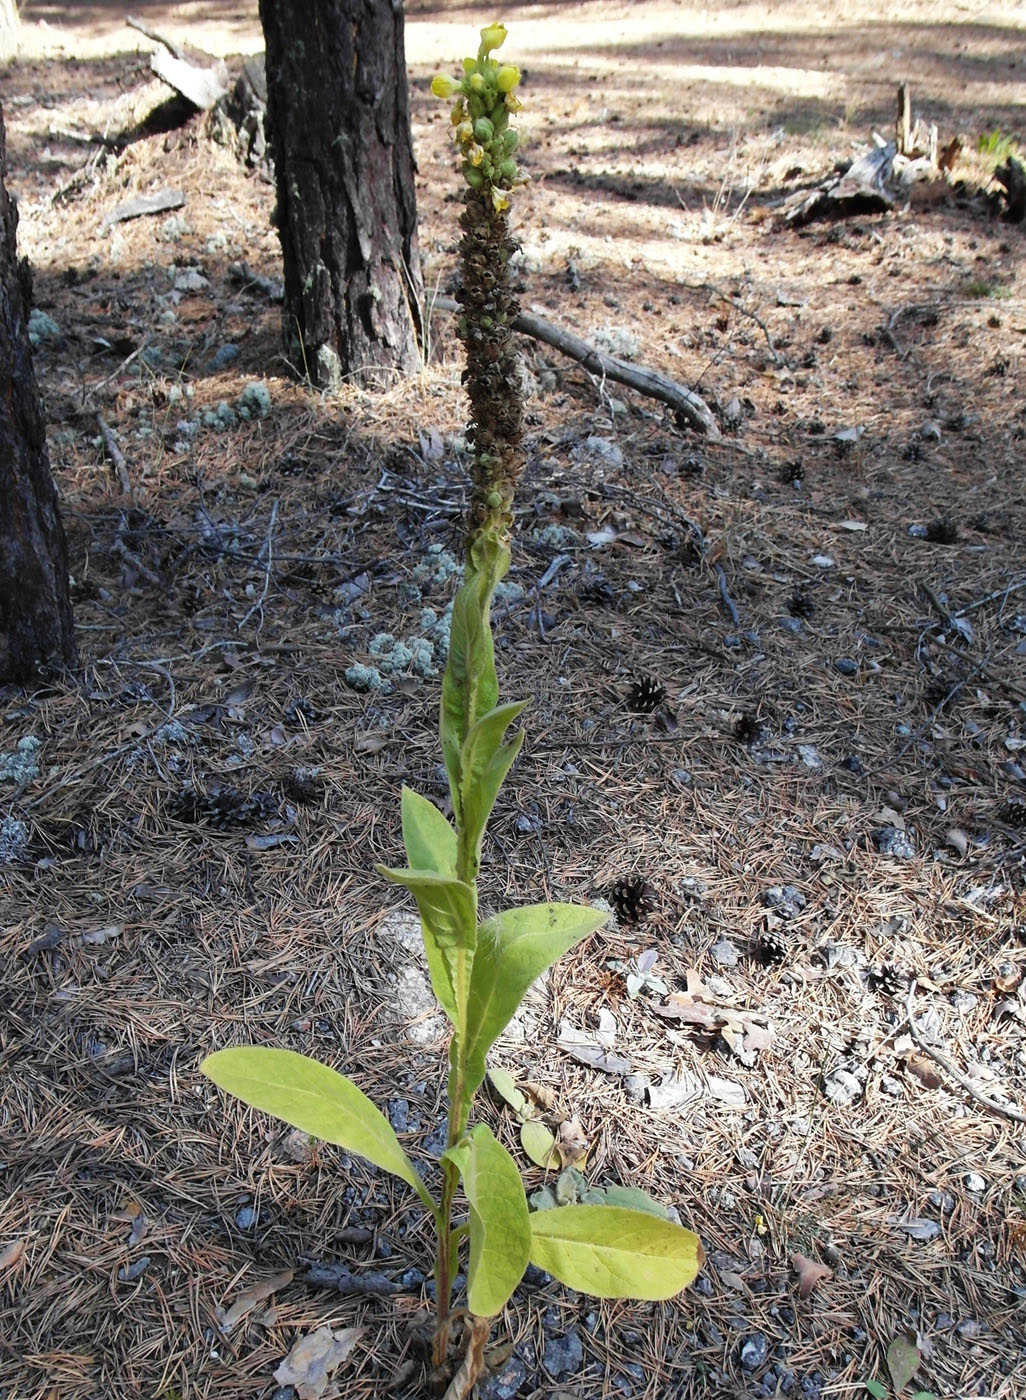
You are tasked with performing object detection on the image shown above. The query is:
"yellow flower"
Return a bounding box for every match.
[504,92,523,114]
[467,142,485,167]
[455,120,474,144]
[479,22,507,54]
[491,186,510,212]
[431,73,457,99]
[496,64,520,93]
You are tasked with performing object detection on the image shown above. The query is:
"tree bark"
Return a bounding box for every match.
[0,103,77,682]
[258,0,423,388]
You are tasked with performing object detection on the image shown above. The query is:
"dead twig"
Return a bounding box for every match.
[904,980,1026,1125]
[238,499,279,634]
[431,294,719,437]
[97,414,133,495]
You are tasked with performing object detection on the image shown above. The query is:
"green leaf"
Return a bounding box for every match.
[457,1125,531,1317]
[602,1186,672,1219]
[459,699,528,864]
[528,1205,704,1300]
[377,866,476,1028]
[440,548,508,815]
[863,1381,888,1400]
[520,1119,559,1168]
[201,1048,435,1212]
[886,1334,921,1395]
[487,1066,527,1116]
[400,786,456,878]
[463,903,608,1093]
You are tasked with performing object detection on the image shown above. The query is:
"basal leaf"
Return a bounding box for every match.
[464,903,608,1093]
[528,1205,703,1300]
[520,1119,559,1169]
[400,786,456,878]
[863,1381,888,1400]
[459,1125,531,1317]
[487,1066,527,1116]
[601,1186,671,1219]
[202,1048,435,1211]
[377,866,476,1028]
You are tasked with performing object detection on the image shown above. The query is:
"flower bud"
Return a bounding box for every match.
[431,73,458,99]
[469,72,486,93]
[498,158,517,182]
[501,129,519,153]
[496,64,520,93]
[462,165,485,189]
[473,116,494,144]
[479,22,507,54]
[462,57,476,75]
[450,99,466,125]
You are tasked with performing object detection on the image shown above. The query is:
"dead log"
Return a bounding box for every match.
[150,46,228,111]
[431,295,719,437]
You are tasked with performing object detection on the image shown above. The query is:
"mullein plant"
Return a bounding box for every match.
[202,22,703,1391]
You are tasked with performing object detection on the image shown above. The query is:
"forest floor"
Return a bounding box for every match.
[2,3,1026,1399]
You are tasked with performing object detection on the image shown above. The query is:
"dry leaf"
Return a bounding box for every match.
[791,1251,833,1299]
[886,1331,921,1394]
[217,1269,293,1334]
[524,1079,556,1112]
[742,1021,776,1054]
[685,967,713,1000]
[274,1325,364,1400]
[354,732,389,755]
[905,1054,943,1091]
[0,1239,26,1272]
[245,833,299,851]
[556,1119,591,1167]
[945,827,969,857]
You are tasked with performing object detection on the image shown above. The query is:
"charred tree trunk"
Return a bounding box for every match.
[258,0,423,388]
[0,104,76,682]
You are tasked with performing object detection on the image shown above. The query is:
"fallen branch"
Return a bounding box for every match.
[431,294,719,437]
[904,980,1026,1125]
[97,413,133,495]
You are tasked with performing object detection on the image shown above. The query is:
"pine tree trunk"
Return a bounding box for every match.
[0,104,76,682]
[258,0,423,388]
[0,0,20,63]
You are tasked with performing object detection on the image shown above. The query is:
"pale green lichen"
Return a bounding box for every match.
[0,736,41,785]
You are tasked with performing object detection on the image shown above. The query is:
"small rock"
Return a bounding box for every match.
[779,616,802,635]
[211,343,240,369]
[478,1353,527,1400]
[921,419,942,442]
[927,1189,955,1213]
[834,657,859,676]
[823,1067,862,1106]
[671,768,693,786]
[387,1099,409,1133]
[797,744,822,769]
[811,554,835,569]
[949,990,977,1013]
[873,826,916,859]
[583,435,623,469]
[711,937,739,968]
[740,1333,769,1370]
[543,1327,583,1380]
[763,885,806,919]
[964,1172,987,1193]
[234,1206,257,1229]
[880,1074,903,1096]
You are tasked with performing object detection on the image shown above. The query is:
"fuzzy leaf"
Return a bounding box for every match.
[400,786,457,878]
[528,1205,703,1300]
[448,1125,531,1317]
[202,1048,434,1210]
[864,1381,888,1400]
[464,903,608,1093]
[441,557,506,816]
[459,700,528,863]
[377,867,476,1029]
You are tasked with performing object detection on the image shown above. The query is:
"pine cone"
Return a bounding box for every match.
[627,675,667,715]
[609,875,653,925]
[787,591,815,620]
[998,799,1026,828]
[755,927,788,966]
[735,711,766,745]
[869,963,905,997]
